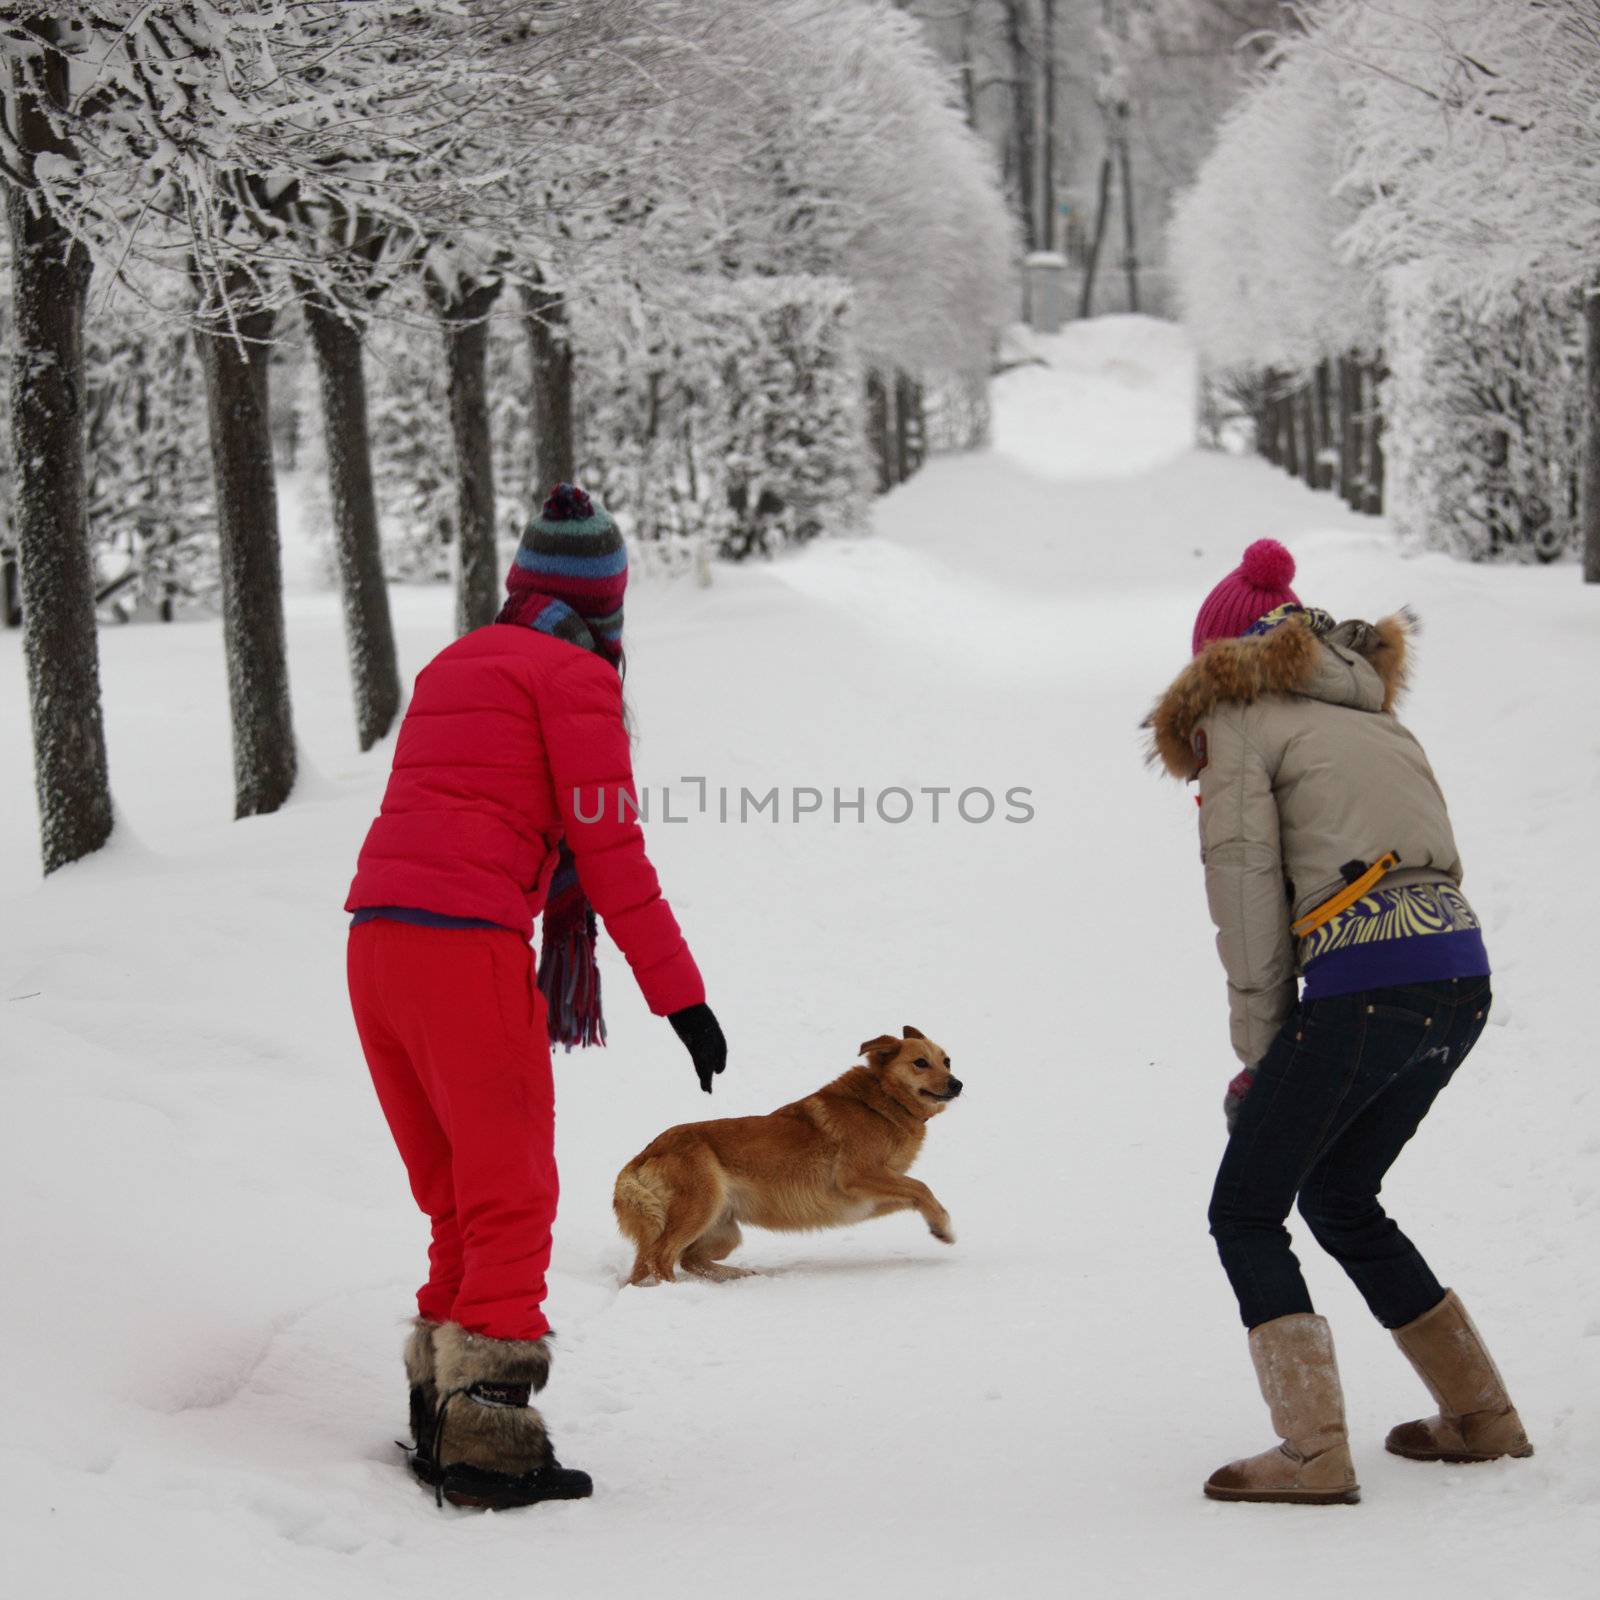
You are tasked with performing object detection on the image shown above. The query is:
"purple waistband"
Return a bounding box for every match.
[350,906,509,933]
[1302,928,1490,1002]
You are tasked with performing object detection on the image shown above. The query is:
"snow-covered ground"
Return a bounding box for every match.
[2,316,1594,1599]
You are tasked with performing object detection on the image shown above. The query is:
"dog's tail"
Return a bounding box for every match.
[613,1158,670,1248]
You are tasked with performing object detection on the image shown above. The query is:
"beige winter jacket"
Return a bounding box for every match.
[1147,614,1467,1067]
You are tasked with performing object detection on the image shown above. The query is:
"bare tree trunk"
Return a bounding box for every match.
[1337,352,1362,507]
[6,35,114,871]
[894,371,914,483]
[1041,0,1056,251]
[1255,400,1276,466]
[891,373,927,480]
[905,375,927,474]
[2,547,21,627]
[1002,2,1038,252]
[1281,380,1301,480]
[195,275,297,818]
[1311,358,1334,490]
[1079,153,1113,320]
[302,292,400,751]
[866,369,893,493]
[522,276,575,492]
[1297,382,1317,488]
[429,273,504,634]
[1255,370,1280,465]
[1117,114,1139,313]
[957,2,979,130]
[1584,282,1600,582]
[1365,357,1387,515]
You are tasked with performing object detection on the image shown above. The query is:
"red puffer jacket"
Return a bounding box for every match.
[345,625,703,1016]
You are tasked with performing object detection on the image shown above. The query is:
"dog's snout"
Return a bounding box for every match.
[946,1077,963,1098]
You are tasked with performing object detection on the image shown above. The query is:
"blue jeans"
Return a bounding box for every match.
[1208,977,1493,1330]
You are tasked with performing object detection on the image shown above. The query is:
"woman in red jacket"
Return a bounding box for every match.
[346,483,725,1510]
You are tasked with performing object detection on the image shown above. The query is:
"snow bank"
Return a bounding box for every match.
[1,323,1594,1599]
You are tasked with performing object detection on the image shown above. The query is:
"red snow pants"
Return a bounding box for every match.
[348,919,557,1341]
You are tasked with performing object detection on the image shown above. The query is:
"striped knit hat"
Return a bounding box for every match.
[502,483,627,658]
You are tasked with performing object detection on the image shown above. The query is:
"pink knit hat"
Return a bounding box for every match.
[1192,539,1300,655]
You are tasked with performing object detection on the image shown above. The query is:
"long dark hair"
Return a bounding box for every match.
[615,645,635,743]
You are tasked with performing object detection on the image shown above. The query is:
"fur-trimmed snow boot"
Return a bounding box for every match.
[1205,1313,1360,1505]
[1386,1291,1533,1463]
[416,1323,592,1510]
[400,1319,440,1482]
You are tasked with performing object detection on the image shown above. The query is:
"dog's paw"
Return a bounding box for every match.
[929,1217,956,1245]
[685,1262,757,1283]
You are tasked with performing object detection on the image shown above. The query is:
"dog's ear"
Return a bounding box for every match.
[902,1025,926,1040]
[859,1034,901,1067]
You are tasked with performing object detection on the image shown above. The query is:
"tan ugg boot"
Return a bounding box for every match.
[1386,1291,1533,1463]
[425,1323,591,1509]
[1205,1313,1360,1504]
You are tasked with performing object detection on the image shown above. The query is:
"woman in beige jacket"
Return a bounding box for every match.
[1147,540,1531,1507]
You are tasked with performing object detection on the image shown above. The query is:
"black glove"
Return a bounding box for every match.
[669,1003,727,1093]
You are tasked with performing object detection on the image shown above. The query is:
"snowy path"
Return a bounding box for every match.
[2,318,1595,1599]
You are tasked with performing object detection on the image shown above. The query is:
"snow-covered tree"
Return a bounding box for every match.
[1,0,457,838]
[705,0,1014,500]
[4,0,1020,875]
[1170,41,1377,377]
[1325,0,1600,574]
[904,1,1287,311]
[370,1,1016,572]
[1169,1,1600,561]
[1384,263,1580,561]
[578,277,866,559]
[3,14,113,871]
[84,301,217,617]
[1329,2,1592,295]
[288,207,416,752]
[1170,33,1381,501]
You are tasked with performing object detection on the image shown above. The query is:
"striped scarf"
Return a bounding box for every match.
[497,588,609,1050]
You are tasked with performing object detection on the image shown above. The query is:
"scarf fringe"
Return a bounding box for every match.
[537,896,606,1051]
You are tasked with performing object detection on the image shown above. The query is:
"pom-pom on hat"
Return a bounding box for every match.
[1191,539,1300,655]
[504,482,627,658]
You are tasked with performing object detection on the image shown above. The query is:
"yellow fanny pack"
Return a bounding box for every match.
[1291,851,1402,939]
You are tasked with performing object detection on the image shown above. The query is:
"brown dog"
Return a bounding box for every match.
[614,1027,962,1284]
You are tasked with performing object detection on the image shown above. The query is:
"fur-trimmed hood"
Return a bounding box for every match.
[1145,612,1413,780]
